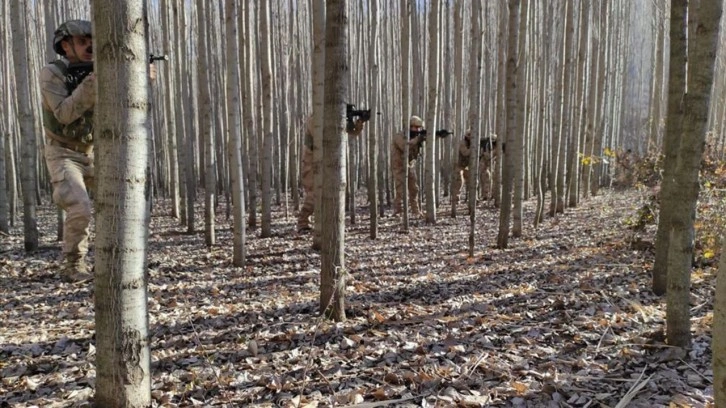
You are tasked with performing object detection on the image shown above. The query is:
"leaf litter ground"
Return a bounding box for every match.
[0,188,716,407]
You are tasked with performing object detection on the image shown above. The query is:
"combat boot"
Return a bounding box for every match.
[61,254,92,283]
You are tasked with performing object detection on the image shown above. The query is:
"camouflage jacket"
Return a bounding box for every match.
[391,130,425,171]
[40,58,95,145]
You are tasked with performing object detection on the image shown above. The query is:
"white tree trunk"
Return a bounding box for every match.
[225,0,246,267]
[196,0,216,246]
[424,0,440,224]
[259,0,274,238]
[92,0,153,404]
[320,0,348,321]
[368,0,380,239]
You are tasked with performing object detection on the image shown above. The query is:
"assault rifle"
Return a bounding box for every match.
[346,103,381,133]
[346,103,373,123]
[409,128,453,141]
[479,136,497,152]
[64,53,168,92]
[465,135,500,153]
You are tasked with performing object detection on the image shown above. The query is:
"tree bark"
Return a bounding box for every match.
[319,0,348,322]
[196,0,217,246]
[424,0,440,224]
[10,0,39,251]
[0,130,7,233]
[311,0,325,249]
[714,235,726,406]
[259,0,274,238]
[92,0,153,404]
[368,0,380,239]
[496,0,520,249]
[467,1,483,257]
[664,0,721,348]
[225,0,246,267]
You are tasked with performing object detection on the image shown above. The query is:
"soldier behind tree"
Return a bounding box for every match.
[452,132,497,204]
[40,20,157,282]
[40,20,96,283]
[391,115,426,216]
[297,116,365,233]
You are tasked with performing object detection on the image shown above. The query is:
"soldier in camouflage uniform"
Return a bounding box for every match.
[391,116,426,216]
[40,20,96,282]
[297,116,365,233]
[451,131,472,204]
[452,132,497,204]
[41,20,156,282]
[479,135,497,202]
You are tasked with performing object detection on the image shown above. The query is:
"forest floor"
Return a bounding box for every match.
[0,187,719,407]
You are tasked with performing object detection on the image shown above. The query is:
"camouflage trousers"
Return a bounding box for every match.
[393,164,420,214]
[452,161,492,203]
[44,143,94,257]
[297,147,316,231]
[479,158,492,201]
[452,164,469,204]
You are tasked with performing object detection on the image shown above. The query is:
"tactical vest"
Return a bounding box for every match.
[42,60,94,145]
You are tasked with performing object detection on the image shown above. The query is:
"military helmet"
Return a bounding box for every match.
[409,115,424,128]
[53,20,92,56]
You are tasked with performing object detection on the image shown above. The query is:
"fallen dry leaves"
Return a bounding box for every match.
[0,188,717,407]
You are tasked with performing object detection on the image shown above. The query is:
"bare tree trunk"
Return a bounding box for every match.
[225,0,246,267]
[653,0,686,296]
[92,0,153,403]
[582,2,600,198]
[496,0,520,249]
[450,1,464,219]
[368,0,380,239]
[0,129,6,233]
[259,0,274,238]
[568,1,585,208]
[511,0,527,237]
[6,128,18,228]
[1,1,13,232]
[715,235,726,406]
[663,0,721,348]
[10,0,39,251]
[311,0,325,249]
[319,0,348,322]
[424,0,440,224]
[160,0,180,219]
[467,1,483,257]
[401,0,412,231]
[494,0,508,209]
[182,2,198,234]
[241,2,258,230]
[196,0,216,246]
